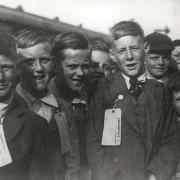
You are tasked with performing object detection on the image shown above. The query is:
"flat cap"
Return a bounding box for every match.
[0,32,17,59]
[145,32,174,54]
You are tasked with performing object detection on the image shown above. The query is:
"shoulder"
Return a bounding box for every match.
[11,92,48,127]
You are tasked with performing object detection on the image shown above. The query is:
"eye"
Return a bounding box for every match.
[82,64,90,69]
[2,65,14,71]
[24,58,35,65]
[40,57,52,63]
[149,56,159,61]
[91,62,99,69]
[117,49,126,54]
[131,47,140,51]
[103,65,110,71]
[67,64,78,69]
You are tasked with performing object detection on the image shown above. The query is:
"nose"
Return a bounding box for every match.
[126,49,133,61]
[34,59,43,72]
[97,64,104,73]
[76,66,84,77]
[157,57,164,66]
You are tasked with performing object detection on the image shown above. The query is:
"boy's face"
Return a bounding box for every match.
[17,42,54,95]
[58,48,91,92]
[112,35,145,77]
[145,53,170,79]
[0,55,16,101]
[91,50,111,82]
[173,90,180,117]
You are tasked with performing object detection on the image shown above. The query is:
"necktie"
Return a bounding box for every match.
[129,76,142,100]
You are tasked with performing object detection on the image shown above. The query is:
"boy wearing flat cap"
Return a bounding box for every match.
[87,21,180,180]
[0,32,49,180]
[144,32,176,83]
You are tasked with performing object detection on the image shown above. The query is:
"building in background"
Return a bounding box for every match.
[0,5,109,42]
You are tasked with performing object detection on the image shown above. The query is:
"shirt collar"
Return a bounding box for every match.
[16,83,58,108]
[121,73,130,89]
[0,95,13,112]
[41,92,58,107]
[71,98,86,105]
[144,71,165,83]
[121,72,147,89]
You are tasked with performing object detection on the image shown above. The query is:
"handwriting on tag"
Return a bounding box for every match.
[0,124,12,167]
[101,108,121,146]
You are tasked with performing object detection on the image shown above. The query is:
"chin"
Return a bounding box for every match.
[35,85,47,92]
[71,86,83,92]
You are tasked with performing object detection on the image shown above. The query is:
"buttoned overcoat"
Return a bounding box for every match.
[87,71,180,180]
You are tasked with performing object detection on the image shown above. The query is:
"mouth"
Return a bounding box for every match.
[155,67,166,71]
[93,73,103,79]
[33,75,46,80]
[72,79,84,83]
[126,63,137,70]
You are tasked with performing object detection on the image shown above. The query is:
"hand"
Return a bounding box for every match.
[148,174,157,180]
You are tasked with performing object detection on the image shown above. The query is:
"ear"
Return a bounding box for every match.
[109,49,116,62]
[144,41,150,54]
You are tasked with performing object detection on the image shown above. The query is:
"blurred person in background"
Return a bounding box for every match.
[171,39,180,70]
[167,71,180,180]
[89,40,111,99]
[90,40,111,82]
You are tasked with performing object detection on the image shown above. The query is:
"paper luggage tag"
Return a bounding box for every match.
[101,108,121,146]
[0,124,12,167]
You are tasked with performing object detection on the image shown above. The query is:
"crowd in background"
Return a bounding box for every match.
[0,20,180,180]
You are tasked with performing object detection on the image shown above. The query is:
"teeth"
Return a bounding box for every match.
[127,64,136,67]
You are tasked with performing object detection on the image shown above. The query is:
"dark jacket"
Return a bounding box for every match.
[48,76,87,169]
[14,87,80,180]
[48,77,81,180]
[0,94,49,180]
[87,71,180,180]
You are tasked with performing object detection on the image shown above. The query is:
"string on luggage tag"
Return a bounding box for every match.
[112,95,124,112]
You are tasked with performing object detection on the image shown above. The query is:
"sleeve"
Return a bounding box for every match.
[65,110,80,180]
[147,87,180,180]
[86,82,105,180]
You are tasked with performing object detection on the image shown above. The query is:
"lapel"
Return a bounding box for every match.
[3,96,25,143]
[49,78,74,124]
[105,71,141,133]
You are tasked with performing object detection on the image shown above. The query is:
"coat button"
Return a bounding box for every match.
[114,158,119,163]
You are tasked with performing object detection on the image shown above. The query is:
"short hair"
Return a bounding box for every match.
[52,32,90,61]
[167,71,180,92]
[173,39,180,47]
[90,40,110,53]
[16,29,51,49]
[0,32,17,60]
[110,20,144,42]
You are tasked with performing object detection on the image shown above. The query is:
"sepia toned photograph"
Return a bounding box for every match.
[0,0,180,180]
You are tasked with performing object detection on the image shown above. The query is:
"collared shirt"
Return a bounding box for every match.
[16,84,58,122]
[121,73,130,89]
[145,71,167,83]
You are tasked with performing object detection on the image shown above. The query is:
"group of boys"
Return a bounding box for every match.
[0,19,180,180]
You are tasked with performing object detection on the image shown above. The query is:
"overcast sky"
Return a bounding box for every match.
[0,0,180,39]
